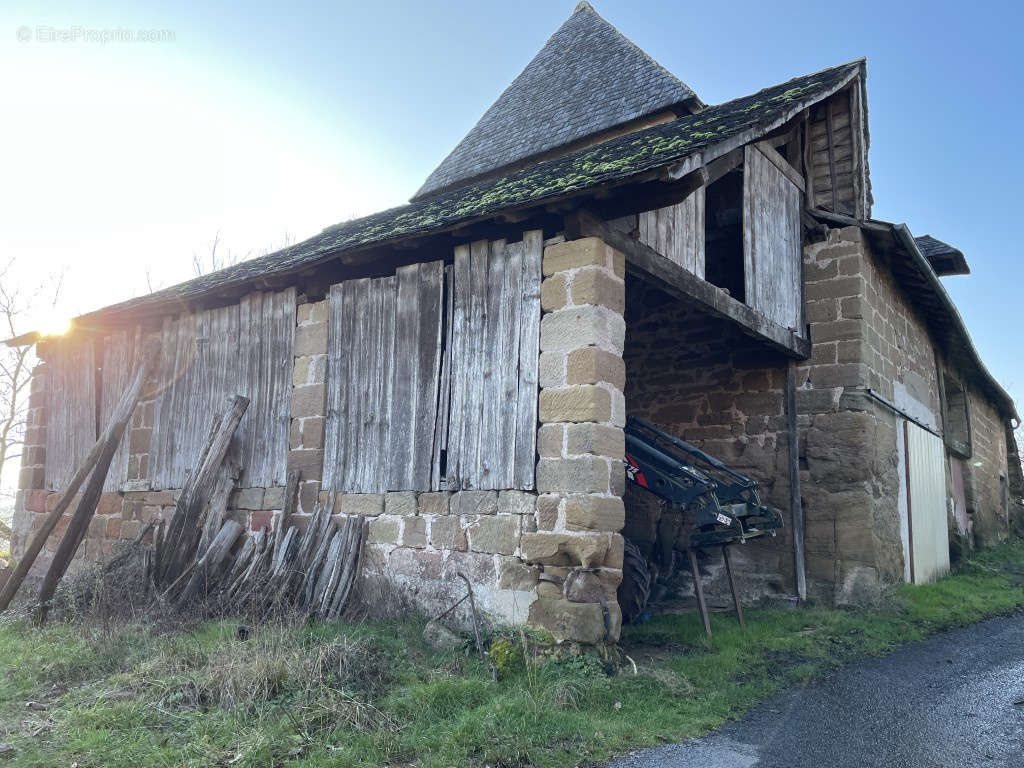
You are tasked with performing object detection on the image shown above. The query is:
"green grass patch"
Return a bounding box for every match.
[1,540,1023,767]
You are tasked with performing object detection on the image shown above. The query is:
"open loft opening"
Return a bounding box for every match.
[704,165,745,301]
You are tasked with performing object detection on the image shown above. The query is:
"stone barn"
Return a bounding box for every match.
[9,2,1020,643]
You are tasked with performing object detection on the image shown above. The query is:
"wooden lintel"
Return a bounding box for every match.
[755,141,806,192]
[570,209,810,359]
[703,147,744,187]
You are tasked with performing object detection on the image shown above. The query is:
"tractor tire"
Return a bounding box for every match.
[617,539,652,624]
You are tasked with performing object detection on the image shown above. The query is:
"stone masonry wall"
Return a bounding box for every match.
[622,280,794,605]
[800,226,907,600]
[964,384,1009,545]
[531,236,627,643]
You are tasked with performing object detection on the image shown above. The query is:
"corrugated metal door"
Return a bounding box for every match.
[905,422,950,584]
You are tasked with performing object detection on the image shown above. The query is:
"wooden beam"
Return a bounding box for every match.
[568,209,810,359]
[786,361,807,601]
[755,141,806,192]
[703,147,744,187]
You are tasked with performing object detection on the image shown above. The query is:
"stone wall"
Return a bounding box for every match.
[622,280,794,604]
[964,384,1009,545]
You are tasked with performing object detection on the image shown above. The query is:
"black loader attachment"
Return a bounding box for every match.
[619,417,784,634]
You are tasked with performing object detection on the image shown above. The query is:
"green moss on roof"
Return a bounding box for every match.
[82,60,861,322]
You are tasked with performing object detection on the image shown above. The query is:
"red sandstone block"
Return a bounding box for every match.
[106,518,121,539]
[249,510,274,532]
[97,493,121,516]
[27,490,47,513]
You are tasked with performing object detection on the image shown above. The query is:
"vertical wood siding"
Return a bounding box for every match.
[149,289,295,490]
[323,229,541,492]
[99,328,139,491]
[743,144,802,332]
[446,231,541,490]
[44,337,97,490]
[609,191,705,277]
[323,262,444,492]
[807,89,858,217]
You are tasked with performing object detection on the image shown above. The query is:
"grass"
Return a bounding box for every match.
[1,540,1023,767]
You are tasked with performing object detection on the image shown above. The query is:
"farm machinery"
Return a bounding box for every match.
[618,417,784,635]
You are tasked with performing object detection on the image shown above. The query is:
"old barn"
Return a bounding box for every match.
[9,2,1020,643]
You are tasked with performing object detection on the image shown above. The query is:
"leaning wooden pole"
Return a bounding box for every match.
[34,345,158,621]
[155,394,249,588]
[0,342,155,612]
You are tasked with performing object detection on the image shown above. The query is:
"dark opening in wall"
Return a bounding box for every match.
[704,168,745,303]
[943,373,972,458]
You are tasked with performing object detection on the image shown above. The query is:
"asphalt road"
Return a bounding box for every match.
[607,613,1024,768]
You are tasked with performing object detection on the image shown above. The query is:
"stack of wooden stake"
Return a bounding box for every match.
[0,367,365,623]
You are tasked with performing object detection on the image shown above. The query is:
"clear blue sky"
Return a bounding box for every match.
[1,0,1021,409]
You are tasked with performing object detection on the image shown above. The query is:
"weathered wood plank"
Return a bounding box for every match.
[446,245,471,489]
[479,238,507,488]
[375,276,397,493]
[414,261,444,490]
[743,144,803,333]
[432,265,455,490]
[390,265,419,490]
[44,336,98,490]
[495,241,523,489]
[100,328,137,492]
[322,283,346,490]
[514,230,543,489]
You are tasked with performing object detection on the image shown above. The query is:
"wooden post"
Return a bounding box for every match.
[786,360,807,601]
[687,548,712,637]
[722,545,745,629]
[33,347,157,621]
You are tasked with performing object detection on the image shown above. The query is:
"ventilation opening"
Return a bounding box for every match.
[704,167,745,303]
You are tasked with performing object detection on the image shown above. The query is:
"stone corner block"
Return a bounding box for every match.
[539,385,612,424]
[539,305,625,355]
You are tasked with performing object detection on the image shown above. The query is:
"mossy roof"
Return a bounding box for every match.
[81,59,861,323]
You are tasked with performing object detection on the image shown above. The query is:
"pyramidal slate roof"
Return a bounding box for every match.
[413,1,700,200]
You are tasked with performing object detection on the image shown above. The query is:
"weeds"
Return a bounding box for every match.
[0,540,1021,767]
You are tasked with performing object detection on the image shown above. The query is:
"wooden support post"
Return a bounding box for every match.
[786,361,807,601]
[722,545,745,629]
[687,548,712,637]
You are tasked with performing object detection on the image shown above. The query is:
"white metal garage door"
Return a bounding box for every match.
[905,422,950,584]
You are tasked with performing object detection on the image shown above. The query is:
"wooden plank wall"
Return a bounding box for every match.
[44,336,97,490]
[323,229,541,493]
[446,230,542,491]
[99,328,139,491]
[322,262,444,492]
[149,289,295,490]
[808,89,856,216]
[609,190,705,277]
[743,145,802,332]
